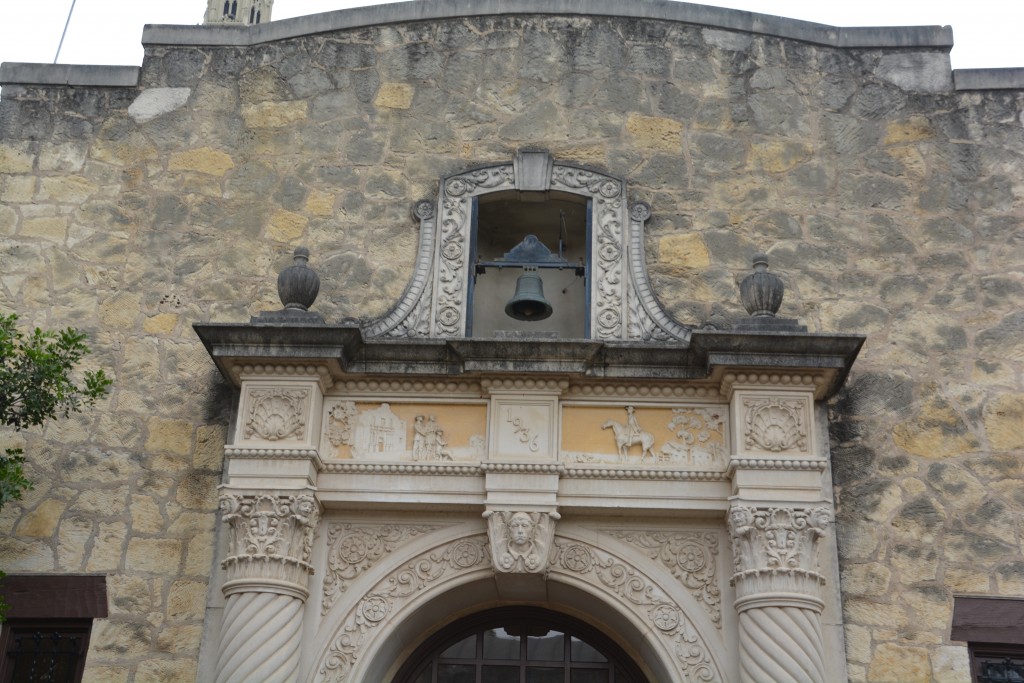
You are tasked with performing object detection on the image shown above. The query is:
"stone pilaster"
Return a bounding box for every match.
[727,504,832,683]
[214,490,320,683]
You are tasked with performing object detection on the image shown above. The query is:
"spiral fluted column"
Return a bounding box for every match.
[728,505,831,683]
[214,491,320,683]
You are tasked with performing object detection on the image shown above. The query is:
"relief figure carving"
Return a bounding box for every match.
[485,510,559,573]
[602,406,655,462]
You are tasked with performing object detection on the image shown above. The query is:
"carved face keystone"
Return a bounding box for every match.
[509,513,534,546]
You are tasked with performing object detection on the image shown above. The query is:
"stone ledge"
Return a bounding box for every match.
[954,67,1024,90]
[142,0,953,51]
[0,63,140,87]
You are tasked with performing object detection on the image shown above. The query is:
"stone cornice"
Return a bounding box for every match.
[139,0,953,52]
[193,324,863,400]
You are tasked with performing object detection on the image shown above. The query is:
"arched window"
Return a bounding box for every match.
[230,0,237,19]
[249,6,255,23]
[255,10,261,23]
[394,607,648,683]
[222,0,230,17]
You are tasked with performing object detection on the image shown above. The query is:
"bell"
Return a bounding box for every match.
[505,269,553,321]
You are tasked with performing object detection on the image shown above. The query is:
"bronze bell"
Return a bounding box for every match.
[505,268,553,321]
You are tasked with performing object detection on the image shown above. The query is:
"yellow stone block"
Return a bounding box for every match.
[98,291,142,329]
[168,147,235,176]
[86,521,127,572]
[0,143,34,172]
[892,396,979,458]
[268,209,308,242]
[1,175,36,202]
[983,392,1024,450]
[884,116,933,145]
[37,176,97,203]
[749,140,813,173]
[305,189,336,216]
[16,499,66,537]
[21,216,68,242]
[89,133,158,166]
[146,417,194,456]
[167,579,207,621]
[241,101,308,128]
[130,495,165,534]
[143,312,179,334]
[81,666,131,683]
[0,205,17,236]
[625,114,682,151]
[868,643,931,683]
[659,233,711,269]
[125,538,183,573]
[375,82,415,109]
[193,424,226,470]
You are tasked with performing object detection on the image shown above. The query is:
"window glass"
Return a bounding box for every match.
[526,667,563,683]
[436,664,474,683]
[571,636,607,663]
[572,671,610,683]
[527,630,564,661]
[440,635,476,660]
[482,628,519,660]
[481,665,518,683]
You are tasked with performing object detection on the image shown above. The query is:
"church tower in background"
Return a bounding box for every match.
[204,0,273,25]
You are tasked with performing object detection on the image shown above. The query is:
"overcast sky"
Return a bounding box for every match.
[0,0,1020,71]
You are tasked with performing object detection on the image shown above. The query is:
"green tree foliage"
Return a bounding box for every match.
[0,313,111,511]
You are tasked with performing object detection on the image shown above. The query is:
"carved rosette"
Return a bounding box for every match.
[244,389,309,442]
[727,505,832,683]
[219,491,321,598]
[484,510,559,573]
[322,524,436,615]
[605,530,722,627]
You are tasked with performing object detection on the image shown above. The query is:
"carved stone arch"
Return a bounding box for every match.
[307,531,725,683]
[361,152,691,342]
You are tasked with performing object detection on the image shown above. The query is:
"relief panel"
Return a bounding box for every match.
[732,391,813,457]
[488,397,558,461]
[238,385,313,446]
[322,400,487,462]
[561,404,727,469]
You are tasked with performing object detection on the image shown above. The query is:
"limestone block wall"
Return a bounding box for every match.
[0,8,1022,682]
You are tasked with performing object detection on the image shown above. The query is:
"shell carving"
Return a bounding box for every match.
[743,398,806,452]
[245,389,308,441]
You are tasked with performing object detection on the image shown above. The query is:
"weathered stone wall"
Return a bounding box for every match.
[1,11,1022,683]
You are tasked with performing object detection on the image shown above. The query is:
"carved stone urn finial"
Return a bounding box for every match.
[278,246,320,311]
[740,253,783,318]
[252,246,325,324]
[733,252,805,332]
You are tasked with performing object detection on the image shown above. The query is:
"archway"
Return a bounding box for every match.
[392,606,649,683]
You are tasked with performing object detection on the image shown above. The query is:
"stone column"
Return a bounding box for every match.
[727,504,832,683]
[214,490,320,683]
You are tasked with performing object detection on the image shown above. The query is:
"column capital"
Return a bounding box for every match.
[726,504,832,610]
[218,488,321,599]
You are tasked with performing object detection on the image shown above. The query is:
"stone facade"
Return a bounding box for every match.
[0,2,1022,681]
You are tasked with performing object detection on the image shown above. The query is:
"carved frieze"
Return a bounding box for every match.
[244,388,309,442]
[550,539,720,681]
[562,404,727,468]
[484,510,559,573]
[323,400,486,461]
[605,530,722,627]
[322,524,438,614]
[219,491,321,595]
[742,397,808,453]
[319,536,491,682]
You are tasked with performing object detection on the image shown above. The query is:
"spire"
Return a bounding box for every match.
[203,0,272,25]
